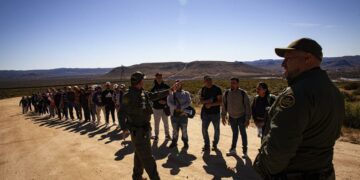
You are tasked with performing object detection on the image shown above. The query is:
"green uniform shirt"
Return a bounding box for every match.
[254,67,345,177]
[119,87,169,130]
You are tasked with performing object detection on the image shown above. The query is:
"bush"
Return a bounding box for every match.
[344,102,360,129]
[343,82,360,90]
[342,91,357,102]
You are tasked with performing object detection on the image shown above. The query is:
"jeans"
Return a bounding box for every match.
[75,103,82,120]
[170,116,188,144]
[201,112,220,147]
[105,104,115,123]
[116,108,127,130]
[153,108,170,137]
[229,116,248,153]
[68,102,75,119]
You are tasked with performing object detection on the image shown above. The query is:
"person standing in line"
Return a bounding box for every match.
[61,87,69,120]
[48,88,56,118]
[19,96,28,114]
[93,86,105,125]
[199,75,222,151]
[150,73,171,141]
[27,96,32,111]
[89,85,97,125]
[102,82,116,127]
[54,88,63,120]
[80,87,91,122]
[73,86,83,121]
[167,80,191,149]
[221,77,251,157]
[251,82,276,138]
[67,86,76,120]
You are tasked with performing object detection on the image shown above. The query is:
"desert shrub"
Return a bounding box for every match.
[343,82,360,90]
[342,91,357,102]
[344,102,360,129]
[353,88,360,96]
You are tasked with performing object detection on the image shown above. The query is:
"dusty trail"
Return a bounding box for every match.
[0,97,359,180]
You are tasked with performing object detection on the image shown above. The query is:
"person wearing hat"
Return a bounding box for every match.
[199,75,222,151]
[150,73,171,141]
[118,71,176,180]
[253,38,345,179]
[102,81,116,127]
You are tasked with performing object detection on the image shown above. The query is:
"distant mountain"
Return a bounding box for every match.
[0,55,358,89]
[244,56,360,75]
[0,68,112,80]
[107,61,270,80]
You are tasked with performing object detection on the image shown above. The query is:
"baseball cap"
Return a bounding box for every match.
[275,38,323,61]
[131,71,146,85]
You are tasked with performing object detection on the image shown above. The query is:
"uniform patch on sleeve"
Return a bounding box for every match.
[279,95,295,109]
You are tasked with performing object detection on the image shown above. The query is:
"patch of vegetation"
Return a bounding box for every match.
[343,82,360,91]
[344,102,360,129]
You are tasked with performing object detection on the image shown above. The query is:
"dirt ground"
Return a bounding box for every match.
[0,97,359,180]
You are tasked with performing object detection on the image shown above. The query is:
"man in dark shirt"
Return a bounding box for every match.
[254,38,344,179]
[150,73,171,141]
[119,71,175,180]
[102,82,116,127]
[200,75,222,151]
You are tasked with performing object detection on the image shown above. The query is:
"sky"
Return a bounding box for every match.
[0,0,359,70]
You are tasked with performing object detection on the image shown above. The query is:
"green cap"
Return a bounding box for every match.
[131,71,146,85]
[275,38,323,61]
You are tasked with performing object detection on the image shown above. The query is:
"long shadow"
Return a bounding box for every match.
[99,128,122,143]
[114,141,134,160]
[24,113,115,142]
[152,139,171,160]
[202,149,233,179]
[162,147,196,175]
[229,155,261,180]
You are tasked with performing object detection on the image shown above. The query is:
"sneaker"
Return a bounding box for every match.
[165,135,172,140]
[202,145,210,152]
[226,149,237,156]
[168,142,177,149]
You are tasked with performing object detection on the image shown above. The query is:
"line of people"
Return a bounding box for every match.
[20,73,275,159]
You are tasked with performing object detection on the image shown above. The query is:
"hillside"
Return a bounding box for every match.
[107,61,270,80]
[0,68,112,80]
[245,56,360,76]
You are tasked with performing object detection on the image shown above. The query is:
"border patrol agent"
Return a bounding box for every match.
[253,38,345,180]
[119,71,174,180]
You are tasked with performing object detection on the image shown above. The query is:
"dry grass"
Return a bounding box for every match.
[340,127,360,144]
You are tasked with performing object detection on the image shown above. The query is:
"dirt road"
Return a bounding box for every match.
[1,97,359,179]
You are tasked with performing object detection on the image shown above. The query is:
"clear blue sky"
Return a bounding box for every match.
[0,0,359,70]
